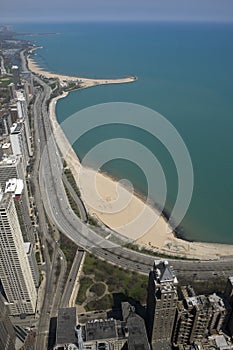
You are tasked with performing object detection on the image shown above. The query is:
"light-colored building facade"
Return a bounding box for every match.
[0,155,30,212]
[0,155,25,189]
[10,122,29,169]
[0,192,37,315]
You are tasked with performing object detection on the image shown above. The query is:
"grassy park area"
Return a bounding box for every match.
[76,253,148,311]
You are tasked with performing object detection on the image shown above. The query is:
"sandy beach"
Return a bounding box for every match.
[29,52,233,260]
[27,50,136,88]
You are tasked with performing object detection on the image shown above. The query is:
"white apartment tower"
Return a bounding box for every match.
[10,122,29,169]
[0,191,37,315]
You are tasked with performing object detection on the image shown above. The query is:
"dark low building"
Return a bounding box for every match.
[122,302,150,350]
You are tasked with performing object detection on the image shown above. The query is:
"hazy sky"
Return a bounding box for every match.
[1,0,233,23]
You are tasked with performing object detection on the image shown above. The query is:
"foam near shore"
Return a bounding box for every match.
[29,53,233,260]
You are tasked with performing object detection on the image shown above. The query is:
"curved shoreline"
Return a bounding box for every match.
[27,53,233,260]
[28,49,136,88]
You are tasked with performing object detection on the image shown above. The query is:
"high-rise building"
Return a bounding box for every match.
[4,177,33,242]
[122,302,150,350]
[224,277,233,306]
[0,112,12,136]
[10,122,29,169]
[172,294,223,347]
[172,299,195,346]
[9,105,18,124]
[11,65,20,86]
[8,82,16,100]
[208,293,227,334]
[0,155,31,227]
[21,71,34,95]
[0,191,37,315]
[0,155,25,189]
[146,260,178,350]
[224,277,233,336]
[20,76,33,103]
[0,294,16,350]
[15,91,32,157]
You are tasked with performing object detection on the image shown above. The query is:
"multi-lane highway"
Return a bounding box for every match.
[29,78,70,350]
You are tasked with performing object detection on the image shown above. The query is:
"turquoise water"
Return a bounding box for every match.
[17,22,233,243]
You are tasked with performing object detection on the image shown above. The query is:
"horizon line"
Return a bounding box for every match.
[1,18,233,25]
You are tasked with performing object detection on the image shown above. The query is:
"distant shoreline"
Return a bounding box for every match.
[27,49,233,261]
[16,32,59,37]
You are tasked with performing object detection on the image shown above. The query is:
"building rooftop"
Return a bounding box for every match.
[5,178,23,195]
[122,302,150,350]
[56,307,77,346]
[15,91,24,99]
[153,260,178,284]
[85,319,117,341]
[10,122,23,134]
[215,335,228,349]
[185,295,210,311]
[0,154,18,165]
[24,242,31,255]
[152,340,172,350]
[2,143,11,149]
[208,293,225,310]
